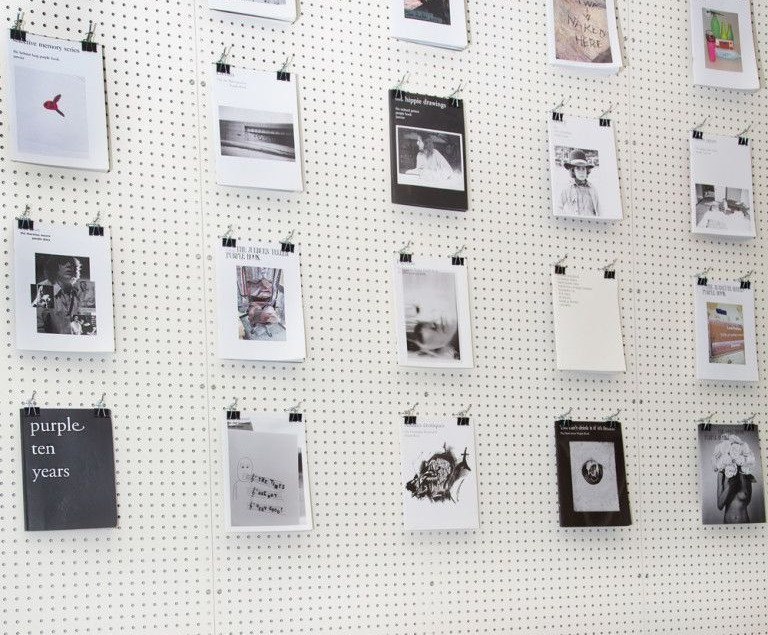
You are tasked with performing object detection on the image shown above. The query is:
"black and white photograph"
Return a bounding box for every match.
[690,133,755,238]
[549,115,623,220]
[219,107,296,161]
[212,67,303,191]
[216,240,306,362]
[14,224,114,353]
[404,0,451,24]
[392,256,474,369]
[399,417,479,531]
[31,253,96,336]
[208,0,297,22]
[555,421,631,527]
[222,412,312,532]
[698,424,765,525]
[5,32,110,171]
[391,0,468,49]
[694,280,758,381]
[389,91,468,211]
[396,126,464,191]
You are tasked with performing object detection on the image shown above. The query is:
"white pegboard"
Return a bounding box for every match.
[1,0,768,633]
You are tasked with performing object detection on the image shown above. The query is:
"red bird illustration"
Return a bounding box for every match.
[43,94,65,117]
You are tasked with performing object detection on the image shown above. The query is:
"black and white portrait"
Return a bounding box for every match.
[694,183,752,234]
[553,146,601,217]
[396,126,464,191]
[402,269,461,361]
[32,253,96,336]
[569,441,620,512]
[698,425,765,525]
[404,0,451,24]
[219,106,296,162]
[236,266,287,342]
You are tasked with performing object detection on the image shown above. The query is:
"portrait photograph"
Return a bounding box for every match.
[549,115,622,220]
[391,0,468,49]
[698,424,765,525]
[404,0,451,25]
[396,126,465,191]
[392,256,474,369]
[14,224,114,353]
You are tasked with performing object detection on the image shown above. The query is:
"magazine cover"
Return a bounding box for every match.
[694,280,758,381]
[215,240,306,362]
[20,408,117,530]
[555,420,631,527]
[5,31,110,171]
[208,0,298,23]
[690,133,755,238]
[391,0,468,49]
[211,65,303,191]
[222,411,312,532]
[14,223,115,353]
[698,423,765,524]
[546,0,623,75]
[392,255,474,369]
[549,114,623,220]
[399,417,479,531]
[389,90,468,211]
[690,0,759,91]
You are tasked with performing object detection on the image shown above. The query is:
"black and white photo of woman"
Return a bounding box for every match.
[402,269,461,360]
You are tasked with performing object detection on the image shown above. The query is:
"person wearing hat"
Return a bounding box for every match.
[557,149,600,217]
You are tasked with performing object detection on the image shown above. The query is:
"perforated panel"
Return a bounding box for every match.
[1,0,767,633]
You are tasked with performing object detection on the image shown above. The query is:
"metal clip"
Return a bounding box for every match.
[599,104,612,127]
[554,254,567,274]
[82,20,97,52]
[692,116,709,139]
[13,10,24,30]
[697,412,716,431]
[737,123,751,146]
[451,245,466,266]
[402,402,418,425]
[280,229,296,253]
[226,397,240,422]
[288,400,304,422]
[93,393,110,417]
[221,224,236,248]
[455,404,471,426]
[88,211,104,236]
[602,258,617,279]
[551,98,568,121]
[740,413,758,431]
[557,407,573,422]
[696,267,711,286]
[22,390,40,416]
[277,54,293,81]
[394,73,409,100]
[447,81,466,108]
[16,204,33,230]
[603,408,621,422]
[739,271,753,290]
[11,11,25,41]
[216,46,232,74]
[398,240,413,263]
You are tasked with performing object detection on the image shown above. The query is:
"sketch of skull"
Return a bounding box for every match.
[406,444,471,503]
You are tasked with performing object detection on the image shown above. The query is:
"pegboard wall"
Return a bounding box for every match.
[1,0,768,633]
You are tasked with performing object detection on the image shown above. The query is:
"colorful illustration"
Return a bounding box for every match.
[43,94,65,117]
[706,302,745,364]
[703,9,742,72]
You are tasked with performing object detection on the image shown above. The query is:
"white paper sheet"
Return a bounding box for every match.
[690,133,755,238]
[222,412,313,532]
[399,417,479,531]
[694,279,758,381]
[552,269,626,373]
[391,0,468,50]
[14,223,115,353]
[392,256,474,369]
[690,0,759,91]
[549,115,623,221]
[208,0,297,22]
[211,66,303,191]
[5,32,110,171]
[215,241,306,362]
[546,0,623,75]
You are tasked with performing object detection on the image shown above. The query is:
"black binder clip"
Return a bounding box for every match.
[10,12,26,42]
[552,98,567,122]
[737,124,750,147]
[88,211,104,236]
[22,391,40,417]
[557,408,573,428]
[697,413,715,432]
[287,400,304,422]
[599,118,611,127]
[225,398,240,421]
[739,271,753,290]
[16,205,33,230]
[598,104,612,128]
[692,130,703,140]
[741,414,757,432]
[554,254,567,275]
[456,405,471,426]
[216,46,231,75]
[280,229,295,253]
[81,21,97,52]
[451,246,466,266]
[277,55,292,82]
[402,403,418,425]
[696,268,710,286]
[398,241,413,263]
[393,73,409,101]
[603,410,621,429]
[447,82,464,109]
[602,259,617,279]
[221,225,236,248]
[738,137,749,146]
[93,394,110,418]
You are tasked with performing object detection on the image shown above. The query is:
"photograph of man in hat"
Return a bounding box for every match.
[556,148,600,217]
